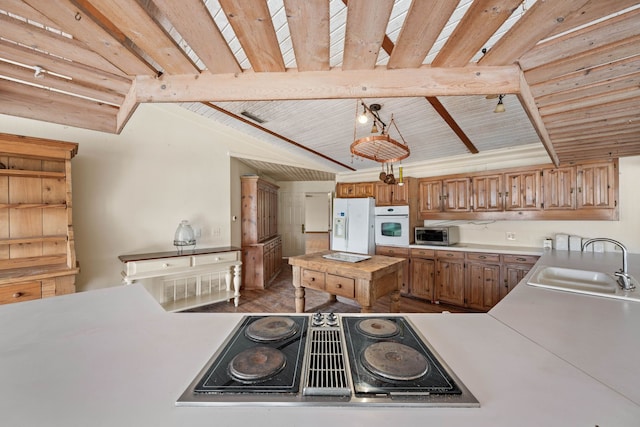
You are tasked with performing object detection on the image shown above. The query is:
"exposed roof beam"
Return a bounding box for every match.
[342,0,394,70]
[283,0,330,72]
[432,0,522,67]
[135,66,521,103]
[152,0,241,74]
[516,71,559,166]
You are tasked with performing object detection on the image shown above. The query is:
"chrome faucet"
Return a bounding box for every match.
[581,238,636,291]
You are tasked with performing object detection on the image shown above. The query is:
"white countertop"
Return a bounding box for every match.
[1,250,639,426]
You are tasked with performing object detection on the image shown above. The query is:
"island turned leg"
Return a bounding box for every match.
[295,287,306,313]
[291,265,306,313]
[390,290,400,313]
[232,264,241,307]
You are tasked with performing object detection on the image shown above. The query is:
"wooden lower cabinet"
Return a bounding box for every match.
[375,246,409,295]
[243,235,282,289]
[501,254,539,300]
[435,251,465,306]
[465,253,501,311]
[393,247,540,311]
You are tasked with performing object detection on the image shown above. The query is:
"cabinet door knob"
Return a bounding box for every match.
[336,283,342,288]
[310,277,315,281]
[13,292,23,298]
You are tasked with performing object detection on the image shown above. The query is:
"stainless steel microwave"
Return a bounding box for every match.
[415,226,459,246]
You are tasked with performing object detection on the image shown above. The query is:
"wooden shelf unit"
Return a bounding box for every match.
[0,133,79,305]
[240,176,282,289]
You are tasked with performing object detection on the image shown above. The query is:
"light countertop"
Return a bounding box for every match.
[0,250,639,426]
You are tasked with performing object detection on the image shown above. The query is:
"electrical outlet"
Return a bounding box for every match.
[506,232,516,241]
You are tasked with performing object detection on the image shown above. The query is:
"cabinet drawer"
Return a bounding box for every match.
[435,250,465,260]
[326,274,355,298]
[466,252,500,263]
[376,246,409,257]
[302,269,325,290]
[502,254,539,265]
[127,257,191,275]
[0,281,41,305]
[192,251,239,266]
[410,248,435,258]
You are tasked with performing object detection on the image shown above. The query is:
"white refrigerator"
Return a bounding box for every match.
[331,197,376,255]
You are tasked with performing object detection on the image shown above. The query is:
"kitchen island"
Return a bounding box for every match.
[288,251,405,313]
[0,251,639,426]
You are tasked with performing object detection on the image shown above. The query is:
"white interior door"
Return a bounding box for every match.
[305,192,331,232]
[279,191,305,257]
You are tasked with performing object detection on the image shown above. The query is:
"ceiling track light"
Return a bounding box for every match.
[494,94,506,113]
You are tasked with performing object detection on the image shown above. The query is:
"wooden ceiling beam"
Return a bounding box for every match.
[0,13,125,77]
[0,61,124,105]
[134,66,521,103]
[22,0,157,76]
[342,0,394,70]
[82,0,199,74]
[523,36,640,85]
[544,0,640,39]
[387,0,457,69]
[431,0,522,67]
[519,8,640,71]
[218,0,285,72]
[283,0,330,72]
[479,0,592,66]
[0,79,116,133]
[151,0,241,74]
[516,71,559,166]
[530,55,640,98]
[0,39,131,95]
[539,88,640,116]
[535,72,640,108]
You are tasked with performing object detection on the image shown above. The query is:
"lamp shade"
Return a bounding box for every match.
[174,220,196,251]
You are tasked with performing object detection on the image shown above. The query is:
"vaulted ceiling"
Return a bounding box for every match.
[1,0,639,178]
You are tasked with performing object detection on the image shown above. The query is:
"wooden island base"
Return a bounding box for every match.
[288,251,406,313]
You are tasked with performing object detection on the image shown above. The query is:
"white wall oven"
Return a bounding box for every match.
[374,206,410,246]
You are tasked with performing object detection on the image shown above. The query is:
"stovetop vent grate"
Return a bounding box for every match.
[302,328,350,396]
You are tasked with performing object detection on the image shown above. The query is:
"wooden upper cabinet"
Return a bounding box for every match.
[472,174,503,212]
[336,182,374,198]
[375,182,409,206]
[418,179,443,214]
[442,178,471,212]
[504,170,541,211]
[577,161,616,209]
[542,167,576,210]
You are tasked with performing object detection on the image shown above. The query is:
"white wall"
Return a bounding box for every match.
[0,104,332,291]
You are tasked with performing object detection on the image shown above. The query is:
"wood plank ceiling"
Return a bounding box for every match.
[0,0,639,177]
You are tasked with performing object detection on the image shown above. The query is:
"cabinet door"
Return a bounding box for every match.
[374,183,392,206]
[501,264,532,299]
[336,183,355,198]
[436,259,465,306]
[466,262,501,311]
[472,174,503,211]
[354,182,374,198]
[410,257,435,301]
[418,179,443,213]
[442,178,471,212]
[543,167,576,210]
[577,162,616,209]
[391,183,409,205]
[504,170,541,210]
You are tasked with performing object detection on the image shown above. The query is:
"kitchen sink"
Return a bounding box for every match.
[527,265,640,302]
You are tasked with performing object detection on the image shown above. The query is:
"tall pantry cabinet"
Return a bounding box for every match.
[0,134,79,305]
[241,176,282,289]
